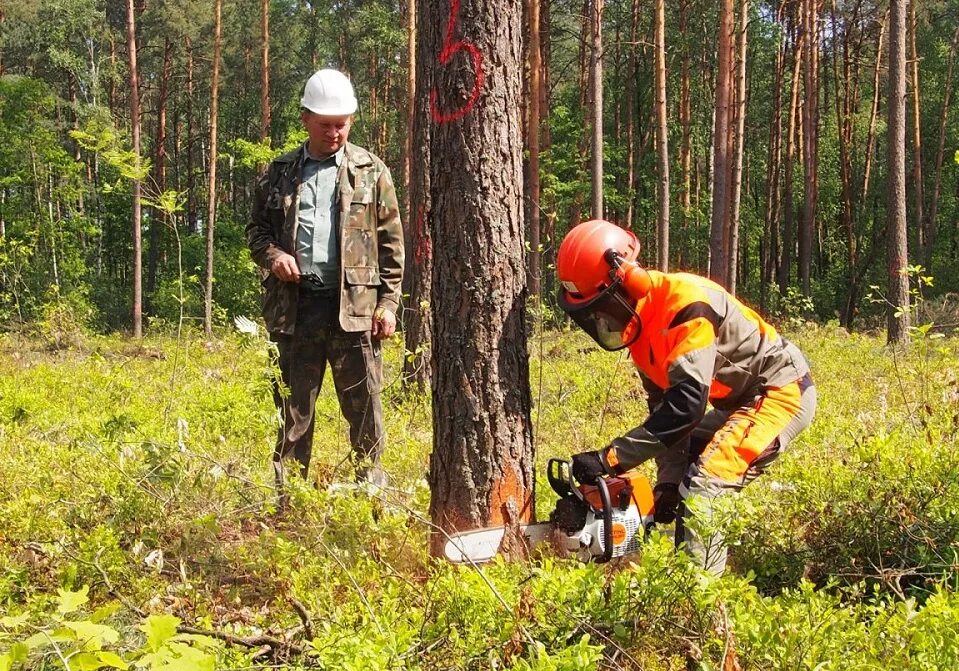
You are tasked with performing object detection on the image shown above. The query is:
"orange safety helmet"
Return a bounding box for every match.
[556,220,651,351]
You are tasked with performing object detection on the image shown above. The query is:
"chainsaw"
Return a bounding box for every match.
[444,459,656,564]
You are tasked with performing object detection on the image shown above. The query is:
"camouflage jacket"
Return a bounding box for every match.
[246,142,404,335]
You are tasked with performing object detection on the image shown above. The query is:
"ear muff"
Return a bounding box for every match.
[602,249,652,301]
[619,261,652,300]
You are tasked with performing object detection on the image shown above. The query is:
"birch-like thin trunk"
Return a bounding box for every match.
[727,0,748,293]
[799,0,819,297]
[126,0,143,338]
[708,0,734,284]
[260,0,271,145]
[589,0,604,219]
[204,0,222,336]
[653,0,669,270]
[908,0,924,256]
[527,0,542,298]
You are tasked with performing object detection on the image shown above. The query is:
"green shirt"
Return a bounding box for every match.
[295,145,344,288]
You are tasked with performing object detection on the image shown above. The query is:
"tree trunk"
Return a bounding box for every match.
[204,0,222,336]
[426,0,533,557]
[653,0,669,270]
[148,37,172,304]
[780,24,803,295]
[831,1,856,326]
[403,0,432,393]
[925,22,959,274]
[887,0,909,344]
[527,0,542,298]
[625,0,639,231]
[186,37,198,235]
[708,0,734,285]
[679,0,692,248]
[727,0,748,293]
[799,0,818,297]
[761,0,787,311]
[589,0,604,219]
[125,0,143,338]
[862,14,886,208]
[908,0,924,257]
[404,0,416,226]
[260,0,270,145]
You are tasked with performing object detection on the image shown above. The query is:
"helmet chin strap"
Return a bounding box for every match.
[604,249,652,300]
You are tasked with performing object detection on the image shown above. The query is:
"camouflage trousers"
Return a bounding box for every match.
[270,289,384,488]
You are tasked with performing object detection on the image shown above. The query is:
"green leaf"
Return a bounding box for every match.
[90,603,122,624]
[95,650,129,669]
[63,620,120,651]
[0,653,11,671]
[0,613,30,629]
[70,651,106,671]
[140,614,181,653]
[8,643,28,664]
[57,585,90,615]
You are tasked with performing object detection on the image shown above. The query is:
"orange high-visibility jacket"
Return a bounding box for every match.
[603,271,810,473]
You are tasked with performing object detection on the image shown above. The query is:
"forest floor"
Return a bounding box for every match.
[2,322,959,669]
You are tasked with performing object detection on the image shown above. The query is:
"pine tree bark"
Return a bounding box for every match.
[799,0,819,297]
[831,1,856,326]
[260,0,271,145]
[653,0,669,270]
[186,37,198,235]
[780,21,803,295]
[679,0,692,246]
[761,0,786,311]
[426,0,533,557]
[727,0,748,293]
[908,0,924,257]
[589,0,604,219]
[887,0,909,344]
[527,0,543,298]
[709,0,734,285]
[624,0,639,231]
[403,0,432,392]
[204,0,222,336]
[148,38,172,302]
[125,0,143,338]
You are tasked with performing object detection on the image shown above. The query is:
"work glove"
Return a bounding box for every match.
[572,450,608,485]
[653,482,681,524]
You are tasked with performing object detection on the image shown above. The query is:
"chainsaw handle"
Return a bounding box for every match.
[596,477,614,563]
[547,458,583,500]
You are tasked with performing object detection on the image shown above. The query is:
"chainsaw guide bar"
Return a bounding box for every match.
[443,523,554,563]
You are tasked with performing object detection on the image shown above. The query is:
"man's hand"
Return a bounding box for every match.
[271,253,300,282]
[371,307,396,340]
[571,450,608,485]
[653,482,681,524]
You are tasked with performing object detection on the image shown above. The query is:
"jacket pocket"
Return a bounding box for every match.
[343,265,379,318]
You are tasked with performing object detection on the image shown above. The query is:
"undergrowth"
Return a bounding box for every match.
[2,322,959,669]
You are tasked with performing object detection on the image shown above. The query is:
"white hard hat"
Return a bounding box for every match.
[300,69,358,116]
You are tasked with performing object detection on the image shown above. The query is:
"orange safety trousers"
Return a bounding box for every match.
[699,378,806,483]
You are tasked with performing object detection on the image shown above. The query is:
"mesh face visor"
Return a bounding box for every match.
[558,279,640,351]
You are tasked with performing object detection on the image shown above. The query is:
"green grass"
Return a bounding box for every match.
[2,322,959,669]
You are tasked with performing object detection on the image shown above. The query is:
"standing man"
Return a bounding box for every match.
[247,69,404,494]
[557,220,816,574]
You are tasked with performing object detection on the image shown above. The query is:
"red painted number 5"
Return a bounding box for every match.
[430,0,485,123]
